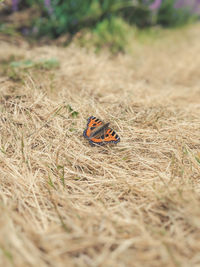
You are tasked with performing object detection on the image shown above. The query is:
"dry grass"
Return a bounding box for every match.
[0,24,200,267]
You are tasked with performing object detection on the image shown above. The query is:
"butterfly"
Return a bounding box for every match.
[83,116,120,146]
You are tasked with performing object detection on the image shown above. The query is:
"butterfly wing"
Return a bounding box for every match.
[89,127,120,146]
[83,116,103,139]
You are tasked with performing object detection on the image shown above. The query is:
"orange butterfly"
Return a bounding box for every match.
[83,116,120,146]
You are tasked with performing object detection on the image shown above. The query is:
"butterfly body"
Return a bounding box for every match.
[83,116,120,146]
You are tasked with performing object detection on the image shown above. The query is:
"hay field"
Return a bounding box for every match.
[0,24,200,267]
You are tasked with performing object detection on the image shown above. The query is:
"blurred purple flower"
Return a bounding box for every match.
[44,0,53,15]
[175,0,200,14]
[194,0,200,14]
[12,0,19,12]
[175,0,190,8]
[149,0,162,10]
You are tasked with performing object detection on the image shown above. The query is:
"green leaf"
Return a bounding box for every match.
[66,104,79,118]
[48,175,56,189]
[195,157,200,165]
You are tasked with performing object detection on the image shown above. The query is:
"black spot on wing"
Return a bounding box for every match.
[88,116,94,121]
[87,116,94,126]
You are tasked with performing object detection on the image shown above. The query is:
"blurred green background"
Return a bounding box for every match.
[0,0,200,52]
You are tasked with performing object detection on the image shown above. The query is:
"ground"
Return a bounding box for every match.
[0,24,200,267]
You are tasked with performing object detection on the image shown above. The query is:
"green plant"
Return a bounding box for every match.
[10,58,59,70]
[2,0,199,53]
[156,0,198,27]
[32,0,136,38]
[92,16,134,53]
